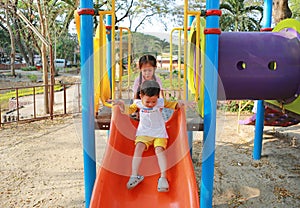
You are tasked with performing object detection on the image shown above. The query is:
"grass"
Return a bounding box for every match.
[0,85,63,110]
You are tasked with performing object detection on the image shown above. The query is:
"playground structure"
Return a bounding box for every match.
[77,0,300,207]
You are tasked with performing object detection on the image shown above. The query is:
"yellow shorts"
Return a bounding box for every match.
[135,136,168,151]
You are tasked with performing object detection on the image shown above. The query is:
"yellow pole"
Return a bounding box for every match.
[195,12,200,101]
[119,27,132,92]
[170,30,173,88]
[178,29,182,99]
[111,0,116,99]
[170,27,184,91]
[119,28,123,98]
[184,0,188,100]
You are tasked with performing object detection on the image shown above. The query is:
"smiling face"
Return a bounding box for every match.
[140,63,155,80]
[140,94,159,108]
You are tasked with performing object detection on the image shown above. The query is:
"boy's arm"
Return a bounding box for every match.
[111,100,138,114]
[123,103,138,114]
[164,99,178,109]
[164,99,196,110]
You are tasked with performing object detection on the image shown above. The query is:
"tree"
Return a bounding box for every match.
[96,0,177,32]
[154,38,170,55]
[220,0,263,31]
[272,0,292,24]
[289,0,300,20]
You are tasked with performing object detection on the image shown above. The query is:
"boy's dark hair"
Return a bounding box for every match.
[140,80,160,97]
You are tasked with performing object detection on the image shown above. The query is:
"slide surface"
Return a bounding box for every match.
[90,107,199,208]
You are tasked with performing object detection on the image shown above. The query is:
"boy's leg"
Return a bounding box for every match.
[154,138,169,192]
[132,142,146,176]
[155,146,169,192]
[127,142,146,190]
[155,146,167,178]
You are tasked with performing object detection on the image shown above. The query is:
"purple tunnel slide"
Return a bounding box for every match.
[217,29,300,102]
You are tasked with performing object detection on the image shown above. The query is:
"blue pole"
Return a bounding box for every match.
[253,0,272,160]
[80,1,96,207]
[188,15,195,156]
[106,15,112,91]
[201,0,220,207]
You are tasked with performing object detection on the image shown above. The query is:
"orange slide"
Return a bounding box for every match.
[90,107,199,208]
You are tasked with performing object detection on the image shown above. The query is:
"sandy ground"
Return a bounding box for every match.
[0,109,299,207]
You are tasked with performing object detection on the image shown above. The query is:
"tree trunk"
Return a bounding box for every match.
[5,9,16,77]
[43,0,55,118]
[37,0,49,114]
[272,0,292,24]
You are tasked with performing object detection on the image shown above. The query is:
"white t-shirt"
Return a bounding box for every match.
[134,98,168,138]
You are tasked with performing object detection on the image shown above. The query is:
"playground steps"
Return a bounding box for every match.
[239,103,300,127]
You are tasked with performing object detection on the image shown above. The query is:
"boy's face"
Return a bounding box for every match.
[140,94,158,108]
[141,63,155,80]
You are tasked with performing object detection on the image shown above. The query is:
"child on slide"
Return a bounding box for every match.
[112,80,194,192]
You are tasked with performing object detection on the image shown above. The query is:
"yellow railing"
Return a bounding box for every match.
[184,0,201,101]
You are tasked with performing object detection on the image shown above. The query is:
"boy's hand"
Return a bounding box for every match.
[177,100,196,109]
[107,99,125,112]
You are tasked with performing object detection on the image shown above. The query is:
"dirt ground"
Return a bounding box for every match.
[0,110,299,207]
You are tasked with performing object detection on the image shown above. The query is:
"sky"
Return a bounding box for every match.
[69,0,198,40]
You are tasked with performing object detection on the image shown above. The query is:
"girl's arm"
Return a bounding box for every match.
[155,76,164,98]
[132,77,140,98]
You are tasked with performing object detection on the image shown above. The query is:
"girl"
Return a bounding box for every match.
[133,54,164,99]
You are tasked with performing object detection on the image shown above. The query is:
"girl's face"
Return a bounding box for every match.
[140,63,155,80]
[140,94,158,108]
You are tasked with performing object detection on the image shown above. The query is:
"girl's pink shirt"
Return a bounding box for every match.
[132,76,163,94]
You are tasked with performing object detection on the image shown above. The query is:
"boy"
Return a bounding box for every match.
[113,80,193,192]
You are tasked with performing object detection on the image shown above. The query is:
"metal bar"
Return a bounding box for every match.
[0,105,2,126]
[253,0,273,160]
[16,88,19,121]
[79,0,96,206]
[78,83,81,112]
[63,84,67,114]
[119,29,123,98]
[201,0,221,207]
[111,0,116,99]
[33,87,36,119]
[178,29,182,99]
[184,0,188,100]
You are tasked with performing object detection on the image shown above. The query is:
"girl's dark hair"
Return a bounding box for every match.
[140,80,160,97]
[136,55,158,99]
[139,54,157,69]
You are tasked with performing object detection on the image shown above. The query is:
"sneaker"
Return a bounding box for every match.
[127,175,144,190]
[157,177,169,192]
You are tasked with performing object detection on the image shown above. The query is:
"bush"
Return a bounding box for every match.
[27,74,37,82]
[21,66,37,71]
[219,100,254,113]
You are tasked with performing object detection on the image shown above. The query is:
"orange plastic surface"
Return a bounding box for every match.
[90,107,200,208]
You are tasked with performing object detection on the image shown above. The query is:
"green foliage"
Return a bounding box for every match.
[0,85,63,107]
[220,0,263,31]
[27,74,37,82]
[290,0,300,20]
[219,100,254,112]
[21,66,37,71]
[55,33,78,62]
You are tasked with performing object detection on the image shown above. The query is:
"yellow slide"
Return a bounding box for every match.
[74,10,111,114]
